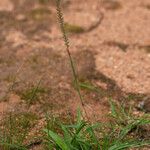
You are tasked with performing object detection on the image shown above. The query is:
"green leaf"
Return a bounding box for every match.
[118,118,150,140]
[79,82,96,91]
[44,129,69,150]
[109,140,150,150]
[77,108,82,124]
[0,141,27,150]
[109,99,117,118]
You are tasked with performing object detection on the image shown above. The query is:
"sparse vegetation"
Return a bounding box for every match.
[4,75,16,83]
[0,103,149,150]
[20,86,48,105]
[44,104,150,150]
[0,112,38,150]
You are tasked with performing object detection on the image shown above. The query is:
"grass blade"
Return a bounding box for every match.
[44,129,69,150]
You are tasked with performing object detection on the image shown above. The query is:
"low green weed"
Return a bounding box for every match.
[44,103,150,150]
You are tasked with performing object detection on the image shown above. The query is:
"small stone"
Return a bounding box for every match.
[16,14,26,21]
[138,97,150,113]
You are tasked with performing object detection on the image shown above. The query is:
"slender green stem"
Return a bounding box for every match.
[55,1,101,149]
[56,0,89,121]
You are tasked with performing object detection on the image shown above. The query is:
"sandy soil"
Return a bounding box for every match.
[0,0,150,149]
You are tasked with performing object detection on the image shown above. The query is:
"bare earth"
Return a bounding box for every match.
[0,0,150,149]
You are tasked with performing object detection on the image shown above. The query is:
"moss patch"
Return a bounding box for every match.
[105,41,128,52]
[64,23,85,34]
[38,0,50,4]
[29,8,52,21]
[144,5,150,10]
[38,0,55,5]
[0,58,4,64]
[141,45,150,53]
[103,0,122,10]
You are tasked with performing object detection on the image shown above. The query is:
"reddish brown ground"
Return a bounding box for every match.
[0,0,150,149]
